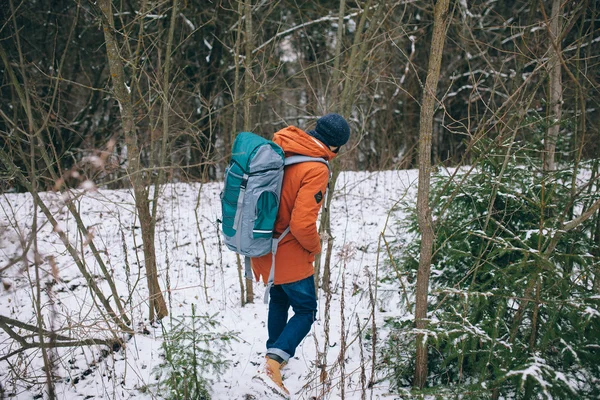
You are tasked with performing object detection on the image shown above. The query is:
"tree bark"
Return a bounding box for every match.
[544,0,562,172]
[97,0,168,321]
[244,0,254,130]
[316,0,381,291]
[413,0,451,389]
[594,204,600,294]
[232,0,247,306]
[314,0,347,293]
[243,0,255,304]
[152,0,178,224]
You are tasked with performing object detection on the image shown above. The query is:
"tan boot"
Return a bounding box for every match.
[266,354,287,368]
[263,356,290,397]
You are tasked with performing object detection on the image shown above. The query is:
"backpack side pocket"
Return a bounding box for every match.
[253,191,278,239]
[221,165,244,238]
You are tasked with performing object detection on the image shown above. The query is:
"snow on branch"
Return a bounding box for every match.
[544,197,600,256]
[253,9,367,54]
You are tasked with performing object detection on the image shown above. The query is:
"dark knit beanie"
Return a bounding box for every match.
[308,113,350,148]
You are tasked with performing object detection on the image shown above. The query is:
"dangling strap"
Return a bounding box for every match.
[263,226,291,304]
[233,174,249,251]
[244,256,252,279]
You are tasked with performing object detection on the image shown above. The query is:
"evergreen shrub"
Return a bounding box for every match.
[154,305,235,400]
[382,140,600,399]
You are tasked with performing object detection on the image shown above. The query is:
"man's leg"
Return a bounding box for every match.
[267,284,290,350]
[267,275,317,362]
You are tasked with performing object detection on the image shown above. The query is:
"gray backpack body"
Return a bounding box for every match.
[220,131,329,301]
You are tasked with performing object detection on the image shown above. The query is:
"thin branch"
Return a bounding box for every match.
[253,9,368,54]
[0,338,120,363]
[545,197,600,255]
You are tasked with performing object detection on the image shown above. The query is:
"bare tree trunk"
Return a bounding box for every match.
[97,0,168,321]
[232,0,247,307]
[32,217,56,400]
[339,0,379,118]
[316,0,382,293]
[314,0,347,293]
[413,0,451,389]
[151,0,179,313]
[152,0,178,223]
[544,0,562,172]
[330,0,346,103]
[243,0,255,304]
[19,12,56,388]
[594,161,600,293]
[244,0,254,130]
[594,205,600,294]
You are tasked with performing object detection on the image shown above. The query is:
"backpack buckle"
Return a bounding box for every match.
[240,175,248,189]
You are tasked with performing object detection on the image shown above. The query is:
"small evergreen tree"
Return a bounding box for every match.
[154,305,235,400]
[382,137,600,398]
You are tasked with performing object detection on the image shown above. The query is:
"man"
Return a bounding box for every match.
[252,113,351,396]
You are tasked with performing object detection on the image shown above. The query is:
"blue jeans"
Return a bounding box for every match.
[266,275,317,362]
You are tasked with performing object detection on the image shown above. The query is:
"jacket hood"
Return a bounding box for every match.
[273,126,337,161]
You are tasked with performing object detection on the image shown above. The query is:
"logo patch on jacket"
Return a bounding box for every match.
[314,191,323,204]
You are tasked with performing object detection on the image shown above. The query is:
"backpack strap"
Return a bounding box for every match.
[244,255,252,279]
[234,173,249,251]
[286,155,333,210]
[264,226,291,303]
[284,155,329,169]
[263,157,330,304]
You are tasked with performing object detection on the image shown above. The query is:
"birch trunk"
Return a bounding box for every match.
[413,0,451,389]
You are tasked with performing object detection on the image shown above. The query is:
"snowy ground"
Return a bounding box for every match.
[0,169,418,399]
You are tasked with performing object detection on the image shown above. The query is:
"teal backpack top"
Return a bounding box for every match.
[221,131,329,301]
[221,131,285,256]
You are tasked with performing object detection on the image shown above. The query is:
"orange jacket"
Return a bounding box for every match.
[251,126,336,285]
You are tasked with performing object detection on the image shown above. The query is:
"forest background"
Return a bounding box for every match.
[0,0,599,399]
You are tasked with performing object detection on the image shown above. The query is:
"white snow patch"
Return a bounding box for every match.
[0,169,418,399]
[180,13,195,30]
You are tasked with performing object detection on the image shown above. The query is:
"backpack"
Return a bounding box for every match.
[220,131,329,301]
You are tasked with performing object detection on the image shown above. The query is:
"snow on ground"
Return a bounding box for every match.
[0,169,418,399]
